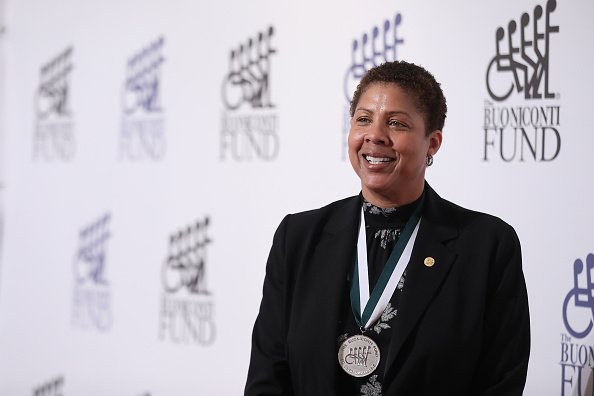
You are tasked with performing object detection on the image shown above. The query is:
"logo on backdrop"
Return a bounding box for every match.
[33,376,64,396]
[560,252,594,396]
[220,26,279,161]
[341,14,404,159]
[158,216,215,345]
[71,213,112,331]
[34,47,75,161]
[119,36,166,161]
[483,0,561,162]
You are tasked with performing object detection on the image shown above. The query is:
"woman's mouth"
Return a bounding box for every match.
[363,154,395,165]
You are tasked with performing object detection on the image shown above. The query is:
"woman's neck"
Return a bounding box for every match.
[361,185,424,208]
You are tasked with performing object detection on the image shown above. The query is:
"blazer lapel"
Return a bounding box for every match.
[313,195,361,332]
[383,186,459,378]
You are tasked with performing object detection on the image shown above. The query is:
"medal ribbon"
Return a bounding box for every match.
[350,195,424,329]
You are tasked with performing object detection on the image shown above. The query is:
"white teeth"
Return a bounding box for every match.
[365,155,392,164]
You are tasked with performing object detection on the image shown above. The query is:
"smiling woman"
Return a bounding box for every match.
[245,61,530,396]
[348,82,442,207]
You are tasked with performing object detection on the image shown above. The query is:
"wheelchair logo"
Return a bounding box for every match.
[35,47,73,121]
[343,13,403,103]
[221,26,276,111]
[122,37,165,115]
[161,217,211,295]
[485,0,559,102]
[563,253,594,339]
[73,213,111,285]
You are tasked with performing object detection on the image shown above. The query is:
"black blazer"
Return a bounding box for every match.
[246,184,530,396]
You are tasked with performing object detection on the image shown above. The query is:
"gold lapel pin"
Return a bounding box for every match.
[424,257,435,267]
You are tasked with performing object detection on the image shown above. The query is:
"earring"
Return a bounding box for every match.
[425,154,434,167]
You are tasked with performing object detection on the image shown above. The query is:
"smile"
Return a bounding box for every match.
[363,154,395,165]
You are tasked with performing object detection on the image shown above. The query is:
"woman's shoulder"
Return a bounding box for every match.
[432,193,518,239]
[289,196,359,218]
[277,195,360,235]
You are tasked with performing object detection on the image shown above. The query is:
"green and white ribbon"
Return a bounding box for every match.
[351,196,424,329]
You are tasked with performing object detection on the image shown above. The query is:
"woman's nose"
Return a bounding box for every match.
[365,122,390,145]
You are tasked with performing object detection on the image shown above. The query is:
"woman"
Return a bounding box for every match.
[245,61,530,396]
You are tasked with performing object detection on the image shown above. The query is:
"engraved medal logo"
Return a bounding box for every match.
[338,335,380,377]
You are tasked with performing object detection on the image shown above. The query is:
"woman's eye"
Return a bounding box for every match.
[389,120,405,128]
[357,116,371,124]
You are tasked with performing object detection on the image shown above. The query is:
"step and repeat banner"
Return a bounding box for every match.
[0,0,593,394]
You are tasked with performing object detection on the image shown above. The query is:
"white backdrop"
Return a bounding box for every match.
[0,0,5,286]
[1,0,593,395]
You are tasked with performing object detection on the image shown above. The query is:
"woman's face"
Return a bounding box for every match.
[348,82,442,206]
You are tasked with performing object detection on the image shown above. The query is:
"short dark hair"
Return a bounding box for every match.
[349,61,447,135]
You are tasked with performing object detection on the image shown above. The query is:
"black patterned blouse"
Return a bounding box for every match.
[337,194,422,396]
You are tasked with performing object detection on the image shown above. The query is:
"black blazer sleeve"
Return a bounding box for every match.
[470,223,530,395]
[245,215,294,396]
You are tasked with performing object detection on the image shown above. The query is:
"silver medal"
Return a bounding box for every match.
[337,334,380,377]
